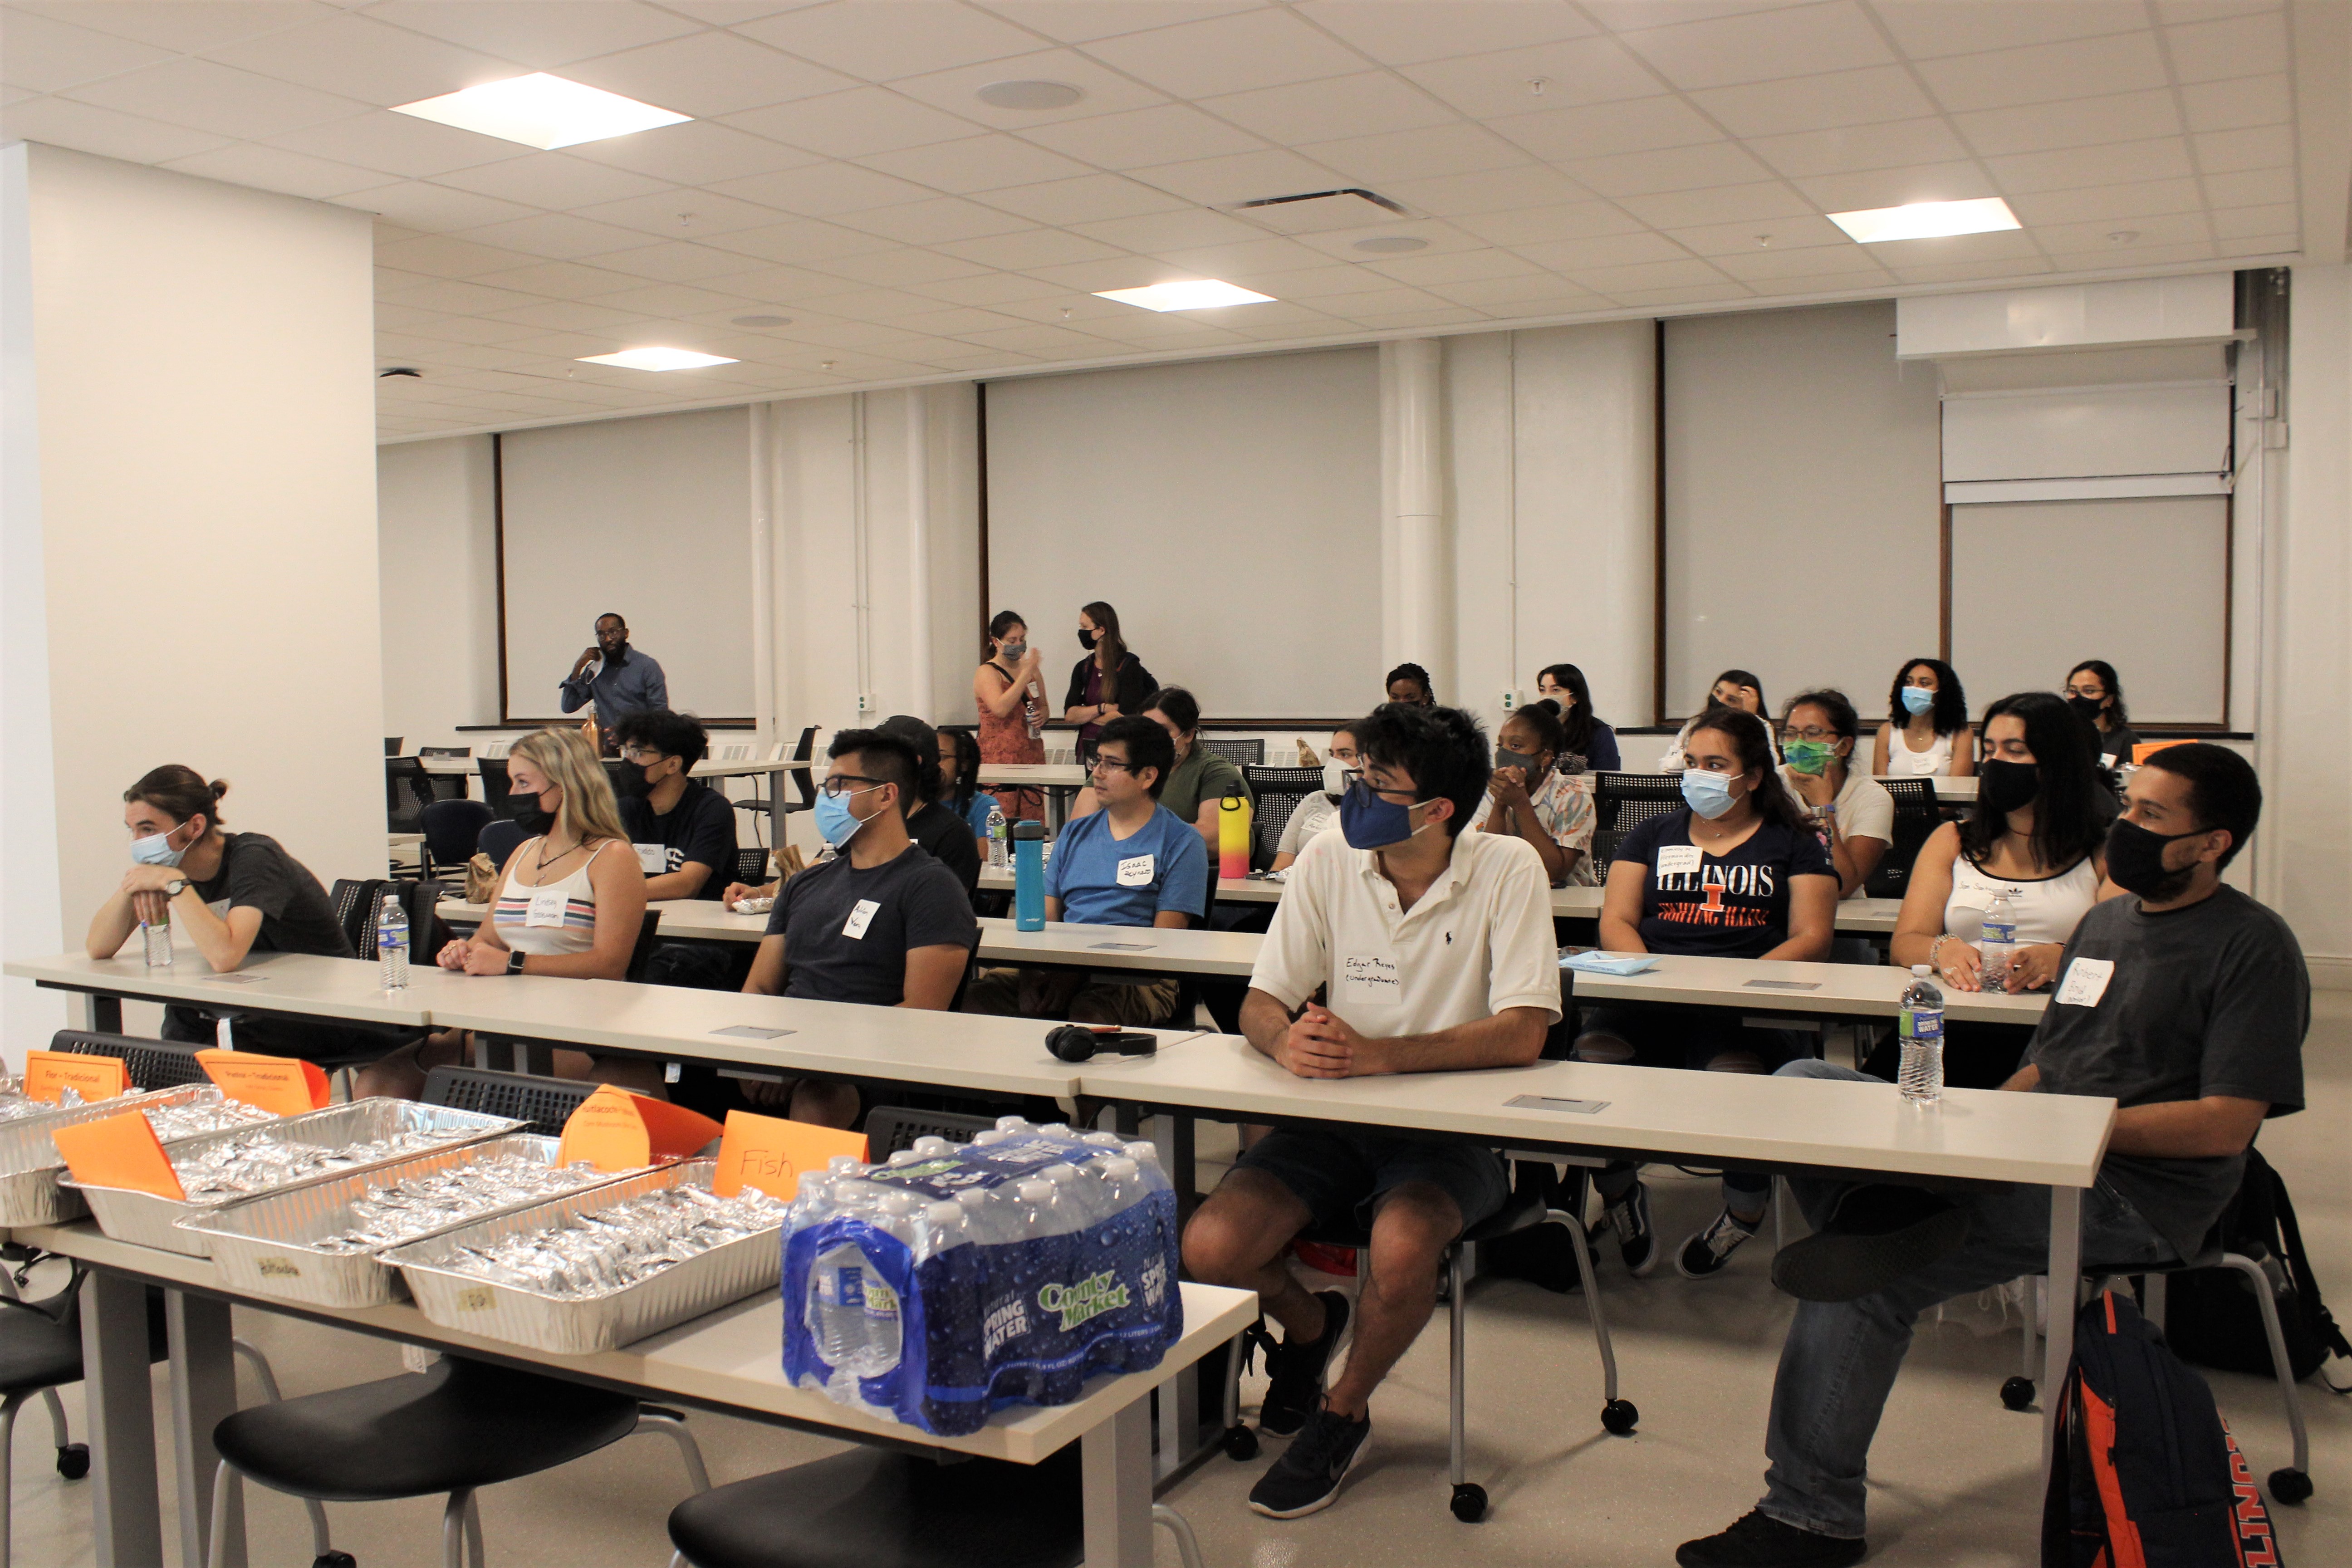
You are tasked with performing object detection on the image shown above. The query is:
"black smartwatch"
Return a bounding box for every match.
[506,951,526,975]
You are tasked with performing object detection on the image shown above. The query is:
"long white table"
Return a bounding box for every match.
[25,1218,1252,1568]
[5,950,438,1032]
[976,763,1090,789]
[1567,951,2048,1026]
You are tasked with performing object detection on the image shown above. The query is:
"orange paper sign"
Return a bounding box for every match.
[23,1050,128,1105]
[50,1110,185,1200]
[557,1085,723,1172]
[711,1110,868,1201]
[197,1050,329,1117]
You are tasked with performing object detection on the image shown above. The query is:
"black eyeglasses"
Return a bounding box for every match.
[818,774,886,798]
[1090,756,1138,775]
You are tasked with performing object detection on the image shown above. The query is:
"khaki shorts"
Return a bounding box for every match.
[962,966,1181,1028]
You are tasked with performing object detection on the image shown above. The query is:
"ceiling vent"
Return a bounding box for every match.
[1233,187,1406,217]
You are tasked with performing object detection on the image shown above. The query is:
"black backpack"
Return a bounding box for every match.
[2164,1148,2351,1383]
[2044,1290,2285,1568]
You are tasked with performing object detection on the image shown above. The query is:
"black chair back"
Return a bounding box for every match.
[1200,738,1263,767]
[421,1066,597,1137]
[49,1030,209,1090]
[625,910,664,982]
[732,848,772,886]
[421,799,494,872]
[863,1104,997,1158]
[385,737,403,757]
[1241,765,1323,869]
[330,877,451,961]
[385,757,433,833]
[1865,778,1942,898]
[478,818,526,869]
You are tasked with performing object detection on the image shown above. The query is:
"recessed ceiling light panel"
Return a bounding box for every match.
[393,73,690,151]
[976,79,1083,110]
[1353,236,1427,254]
[1093,280,1276,312]
[1827,197,2021,244]
[578,348,738,372]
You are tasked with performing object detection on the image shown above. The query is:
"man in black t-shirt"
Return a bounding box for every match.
[612,710,738,902]
[1677,745,2309,1568]
[741,729,977,1127]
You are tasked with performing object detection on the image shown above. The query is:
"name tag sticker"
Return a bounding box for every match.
[841,898,880,940]
[525,887,569,929]
[1656,845,1703,878]
[1116,853,1156,887]
[635,843,666,876]
[2057,957,2115,1008]
[1339,954,1401,1004]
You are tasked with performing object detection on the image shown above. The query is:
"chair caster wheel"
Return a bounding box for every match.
[1999,1376,2036,1411]
[314,1553,358,1568]
[55,1444,89,1480]
[2268,1468,2312,1505]
[1450,1483,1487,1522]
[1601,1399,1638,1436]
[1222,1424,1258,1461]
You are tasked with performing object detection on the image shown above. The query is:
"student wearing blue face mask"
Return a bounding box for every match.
[741,730,977,1127]
[1871,657,1974,778]
[1579,708,1838,1282]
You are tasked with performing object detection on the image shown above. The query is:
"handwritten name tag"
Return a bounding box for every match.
[2056,957,2115,1008]
[1339,954,1400,1004]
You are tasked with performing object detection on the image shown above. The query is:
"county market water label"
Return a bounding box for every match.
[780,1122,1182,1435]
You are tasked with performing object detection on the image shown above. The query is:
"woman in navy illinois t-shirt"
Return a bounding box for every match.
[1576,706,1838,1282]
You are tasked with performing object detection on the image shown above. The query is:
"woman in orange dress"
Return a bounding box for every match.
[973,609,1047,823]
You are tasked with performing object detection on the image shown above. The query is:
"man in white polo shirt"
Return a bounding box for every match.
[1181,702,1562,1521]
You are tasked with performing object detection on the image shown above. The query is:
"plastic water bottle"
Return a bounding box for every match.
[377,894,410,990]
[1977,891,2017,994]
[1897,965,1945,1105]
[986,803,1009,868]
[142,915,172,969]
[808,1240,902,1379]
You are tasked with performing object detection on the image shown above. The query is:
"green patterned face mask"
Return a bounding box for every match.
[1783,740,1836,776]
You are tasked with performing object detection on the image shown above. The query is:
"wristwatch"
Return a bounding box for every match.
[163,878,189,898]
[507,950,527,975]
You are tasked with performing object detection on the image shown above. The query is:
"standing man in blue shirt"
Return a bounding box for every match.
[963,714,1207,1026]
[559,612,667,724]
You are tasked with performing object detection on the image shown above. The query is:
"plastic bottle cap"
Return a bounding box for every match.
[956,1187,989,1208]
[1016,1179,1055,1202]
[1041,1163,1079,1183]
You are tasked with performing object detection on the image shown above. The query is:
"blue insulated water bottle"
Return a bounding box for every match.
[1014,821,1046,931]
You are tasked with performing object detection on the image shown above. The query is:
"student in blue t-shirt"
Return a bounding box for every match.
[963,715,1207,1026]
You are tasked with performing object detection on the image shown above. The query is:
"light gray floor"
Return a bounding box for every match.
[15,995,2349,1566]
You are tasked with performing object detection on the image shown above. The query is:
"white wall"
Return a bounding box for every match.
[1,144,382,1059]
[378,436,497,750]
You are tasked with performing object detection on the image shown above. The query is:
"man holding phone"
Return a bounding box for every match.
[559,612,667,724]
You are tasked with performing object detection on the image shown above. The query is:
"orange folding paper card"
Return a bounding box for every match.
[711,1111,867,1201]
[197,1050,328,1117]
[557,1085,722,1172]
[50,1110,184,1200]
[23,1050,127,1105]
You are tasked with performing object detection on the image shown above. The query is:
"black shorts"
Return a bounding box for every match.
[1574,1002,1807,1073]
[1234,1126,1508,1241]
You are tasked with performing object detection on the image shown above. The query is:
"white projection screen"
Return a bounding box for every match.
[1950,495,2229,725]
[498,407,754,722]
[984,349,1381,719]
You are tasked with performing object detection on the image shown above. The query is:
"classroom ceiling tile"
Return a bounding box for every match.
[0,8,178,93]
[1662,212,1857,255]
[724,88,982,158]
[430,152,676,211]
[840,196,1038,244]
[1557,140,1775,197]
[1989,138,2197,197]
[1612,180,1835,228]
[907,270,1073,306]
[1614,2,1896,91]
[2194,123,2295,174]
[559,30,856,118]
[1066,206,1270,254]
[1298,1,1599,68]
[1507,229,1699,272]
[1200,72,1457,147]
[1364,247,1552,287]
[1745,118,1972,179]
[1080,6,1369,98]
[1124,148,1347,207]
[1379,164,1592,218]
[570,187,791,238]
[2162,10,2290,82]
[363,1,706,69]
[2199,166,2296,208]
[1421,274,1609,311]
[1687,65,1936,137]
[1788,161,1999,212]
[1396,36,1665,120]
[339,181,543,231]
[1488,93,1732,163]
[455,211,672,260]
[1708,245,1893,282]
[2209,201,2297,238]
[468,258,644,299]
[10,1,330,55]
[1868,0,2151,59]
[1912,32,2170,113]
[1012,102,1268,168]
[264,109,533,178]
[2178,74,2291,134]
[377,233,538,279]
[2031,211,2214,254]
[701,217,904,264]
[886,49,1172,128]
[858,133,1093,195]
[2004,176,2206,225]
[710,161,935,217]
[975,173,1193,226]
[1451,201,1651,247]
[1951,90,2185,158]
[62,57,367,141]
[798,245,994,286]
[563,121,829,184]
[158,141,394,201]
[207,12,516,106]
[731,0,1043,81]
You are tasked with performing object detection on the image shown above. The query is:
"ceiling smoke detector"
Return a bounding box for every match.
[977,80,1083,110]
[1353,236,1427,254]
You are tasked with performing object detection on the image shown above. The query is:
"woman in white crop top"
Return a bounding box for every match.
[1892,692,2115,994]
[1871,657,1976,779]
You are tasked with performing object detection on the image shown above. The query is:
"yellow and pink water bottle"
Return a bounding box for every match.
[1217,791,1253,881]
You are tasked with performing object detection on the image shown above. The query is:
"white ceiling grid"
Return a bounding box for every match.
[0,0,2318,440]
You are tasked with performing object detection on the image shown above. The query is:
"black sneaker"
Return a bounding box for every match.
[1257,1291,1350,1436]
[1677,1208,1762,1280]
[1595,1180,1657,1277]
[1770,1185,1970,1303]
[1246,1404,1370,1519]
[1676,1509,1866,1567]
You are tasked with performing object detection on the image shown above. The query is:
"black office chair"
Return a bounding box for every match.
[47,1029,209,1089]
[1591,771,1689,865]
[420,800,492,880]
[385,758,434,836]
[1199,738,1263,767]
[421,1065,597,1137]
[384,739,403,758]
[1240,765,1323,870]
[732,726,820,831]
[731,848,772,888]
[477,818,525,870]
[1864,778,1940,898]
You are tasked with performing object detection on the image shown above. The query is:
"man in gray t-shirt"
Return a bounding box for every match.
[1678,745,2308,1568]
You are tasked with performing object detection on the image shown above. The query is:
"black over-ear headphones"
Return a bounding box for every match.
[1046,1025,1160,1063]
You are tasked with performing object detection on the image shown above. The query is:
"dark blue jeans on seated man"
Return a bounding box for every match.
[1752,1060,2179,1541]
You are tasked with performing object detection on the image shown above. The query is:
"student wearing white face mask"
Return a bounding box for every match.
[1269,726,1359,872]
[88,765,370,1063]
[974,609,1046,823]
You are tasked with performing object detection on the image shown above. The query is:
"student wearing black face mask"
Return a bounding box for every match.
[1063,600,1156,758]
[611,709,736,903]
[2065,659,2141,768]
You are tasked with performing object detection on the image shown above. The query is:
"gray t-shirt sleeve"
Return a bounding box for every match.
[2197,913,2309,1111]
[900,856,980,951]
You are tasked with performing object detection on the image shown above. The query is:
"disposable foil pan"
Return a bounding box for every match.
[182,1135,639,1309]
[0,1086,223,1229]
[388,1161,781,1355]
[61,1100,522,1257]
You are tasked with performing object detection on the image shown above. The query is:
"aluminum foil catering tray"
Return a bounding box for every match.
[183,1135,640,1309]
[388,1161,782,1355]
[0,1085,225,1229]
[61,1100,523,1257]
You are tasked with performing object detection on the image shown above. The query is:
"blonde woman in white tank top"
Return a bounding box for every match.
[361,730,647,1100]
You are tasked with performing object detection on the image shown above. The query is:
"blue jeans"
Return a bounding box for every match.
[1756,1061,2177,1539]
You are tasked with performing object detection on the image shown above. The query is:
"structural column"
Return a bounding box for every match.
[1386,338,1452,698]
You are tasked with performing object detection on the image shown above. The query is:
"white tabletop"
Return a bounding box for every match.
[977,763,1090,788]
[975,918,1263,979]
[1567,951,2047,1024]
[976,867,1284,906]
[1079,1033,2111,1189]
[398,755,476,776]
[20,1220,1254,1465]
[4,951,438,1027]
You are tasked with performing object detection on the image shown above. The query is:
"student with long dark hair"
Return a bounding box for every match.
[1656,668,1773,769]
[1535,662,1621,770]
[1582,707,1838,1281]
[974,608,1046,821]
[2065,659,2141,766]
[1871,657,1975,778]
[1063,600,1156,756]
